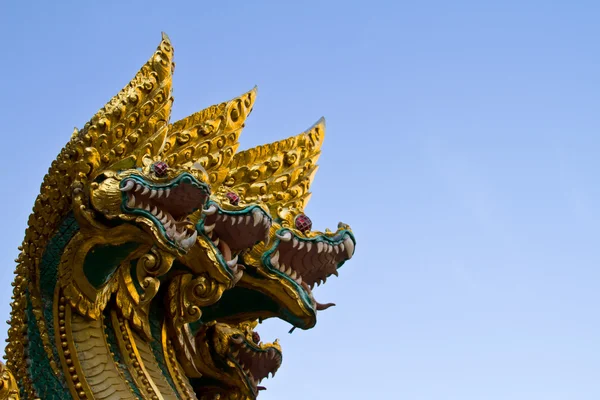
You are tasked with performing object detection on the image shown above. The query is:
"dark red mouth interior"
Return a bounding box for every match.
[202,207,271,255]
[268,233,355,290]
[121,178,208,248]
[229,332,282,394]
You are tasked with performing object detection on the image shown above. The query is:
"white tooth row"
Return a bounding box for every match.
[120,179,172,198]
[232,347,279,383]
[270,251,303,286]
[282,235,354,259]
[211,208,271,230]
[124,187,197,250]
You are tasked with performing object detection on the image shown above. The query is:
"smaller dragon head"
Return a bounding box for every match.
[193,187,272,283]
[89,157,210,255]
[189,321,282,399]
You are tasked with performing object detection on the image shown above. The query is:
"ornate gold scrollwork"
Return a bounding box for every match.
[0,361,20,400]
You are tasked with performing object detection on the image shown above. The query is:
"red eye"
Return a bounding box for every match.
[252,331,261,344]
[295,214,312,232]
[152,161,168,177]
[226,192,240,205]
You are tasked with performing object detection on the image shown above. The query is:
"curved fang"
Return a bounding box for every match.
[315,302,336,311]
[120,180,135,191]
[276,231,293,242]
[204,204,218,215]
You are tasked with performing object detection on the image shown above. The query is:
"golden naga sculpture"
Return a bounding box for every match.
[2,33,357,399]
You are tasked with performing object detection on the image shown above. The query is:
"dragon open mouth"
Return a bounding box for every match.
[200,203,272,271]
[267,230,355,309]
[120,174,210,250]
[227,331,282,395]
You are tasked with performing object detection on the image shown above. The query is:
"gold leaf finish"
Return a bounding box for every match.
[5,35,356,400]
[224,118,325,216]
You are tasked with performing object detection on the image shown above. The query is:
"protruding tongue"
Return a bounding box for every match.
[315,301,336,311]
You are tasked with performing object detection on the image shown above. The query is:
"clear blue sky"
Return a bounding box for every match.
[1,1,599,399]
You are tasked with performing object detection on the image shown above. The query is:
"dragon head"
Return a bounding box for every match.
[194,119,357,330]
[89,158,210,255]
[187,321,282,399]
[198,206,355,329]
[193,187,272,282]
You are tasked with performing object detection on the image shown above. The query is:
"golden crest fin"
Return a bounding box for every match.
[161,87,257,186]
[224,117,325,215]
[75,34,175,177]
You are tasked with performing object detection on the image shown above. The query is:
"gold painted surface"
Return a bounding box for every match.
[0,361,20,400]
[110,311,163,400]
[224,118,324,216]
[5,33,356,400]
[71,314,136,400]
[130,330,179,400]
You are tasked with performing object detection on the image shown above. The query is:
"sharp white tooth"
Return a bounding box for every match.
[245,215,252,225]
[232,216,240,225]
[298,241,305,250]
[204,223,215,234]
[227,255,239,268]
[167,226,176,238]
[164,220,172,229]
[223,215,228,222]
[144,203,151,212]
[156,209,163,219]
[212,237,220,246]
[292,238,299,248]
[174,230,185,241]
[327,244,334,253]
[306,242,312,252]
[252,208,263,227]
[182,230,198,249]
[157,189,164,198]
[135,183,143,193]
[151,206,158,215]
[271,251,279,266]
[279,263,286,272]
[165,188,171,197]
[317,242,324,253]
[161,215,169,224]
[344,237,355,258]
[141,186,150,196]
[334,245,340,254]
[296,276,303,285]
[340,243,345,252]
[127,194,136,208]
[276,231,293,242]
[120,180,135,192]
[204,204,218,215]
[290,270,298,279]
[149,189,157,199]
[285,266,293,275]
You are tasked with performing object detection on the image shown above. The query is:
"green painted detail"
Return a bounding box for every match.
[103,308,143,399]
[195,286,297,327]
[84,242,139,288]
[25,291,70,400]
[37,212,79,396]
[120,173,210,251]
[149,301,181,397]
